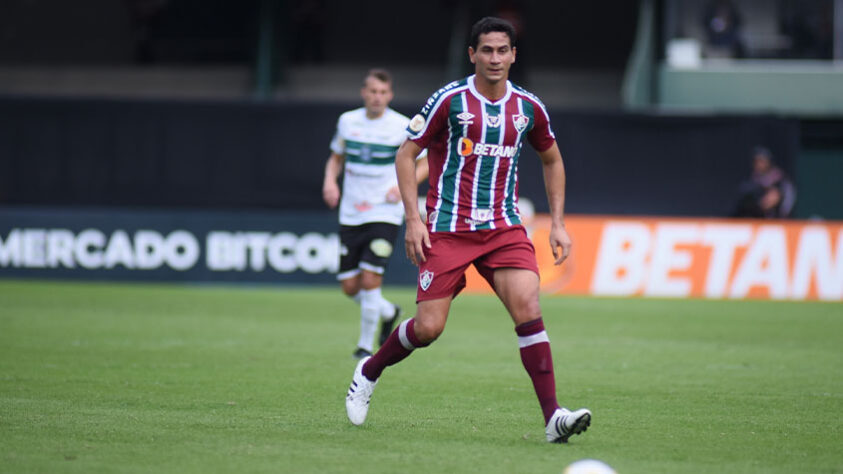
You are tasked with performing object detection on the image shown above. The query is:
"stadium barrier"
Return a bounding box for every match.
[3,207,840,301]
[465,215,843,301]
[0,206,415,285]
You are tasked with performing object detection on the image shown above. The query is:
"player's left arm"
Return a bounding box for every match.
[386,152,429,203]
[536,141,572,265]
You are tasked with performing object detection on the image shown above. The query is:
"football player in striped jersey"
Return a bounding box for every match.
[346,18,591,444]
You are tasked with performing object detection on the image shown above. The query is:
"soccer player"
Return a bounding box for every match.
[323,69,428,359]
[345,18,592,443]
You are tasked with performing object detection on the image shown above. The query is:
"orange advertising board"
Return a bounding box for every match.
[464,215,843,301]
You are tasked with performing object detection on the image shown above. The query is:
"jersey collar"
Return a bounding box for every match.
[467,74,512,106]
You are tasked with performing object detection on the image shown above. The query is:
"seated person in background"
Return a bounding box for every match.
[702,0,746,58]
[733,146,796,218]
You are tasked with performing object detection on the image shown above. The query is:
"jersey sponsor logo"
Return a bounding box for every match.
[409,114,425,133]
[419,269,434,291]
[456,112,474,125]
[369,238,393,258]
[457,138,516,158]
[512,114,529,132]
[353,201,373,212]
[420,80,462,115]
[485,115,501,128]
[465,208,493,226]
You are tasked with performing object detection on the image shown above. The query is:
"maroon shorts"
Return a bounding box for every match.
[416,225,539,302]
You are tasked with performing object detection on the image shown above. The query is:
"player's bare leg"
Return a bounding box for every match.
[493,268,591,443]
[346,297,450,425]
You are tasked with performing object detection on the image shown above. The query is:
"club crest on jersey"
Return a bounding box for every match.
[485,115,501,128]
[512,114,530,133]
[456,112,474,125]
[419,270,434,291]
[512,114,529,133]
[360,144,372,162]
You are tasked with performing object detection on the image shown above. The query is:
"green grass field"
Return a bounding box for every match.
[1,280,841,473]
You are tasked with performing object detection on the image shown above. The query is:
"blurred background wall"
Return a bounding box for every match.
[0,0,841,219]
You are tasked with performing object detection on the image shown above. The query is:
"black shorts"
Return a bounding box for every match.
[337,222,400,280]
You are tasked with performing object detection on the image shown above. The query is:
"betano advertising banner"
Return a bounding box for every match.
[465,216,843,301]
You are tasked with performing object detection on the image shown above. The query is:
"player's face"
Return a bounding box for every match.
[361,77,393,118]
[468,32,516,85]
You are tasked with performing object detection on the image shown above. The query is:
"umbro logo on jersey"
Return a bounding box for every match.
[512,114,530,133]
[457,138,517,158]
[485,115,501,128]
[456,112,474,125]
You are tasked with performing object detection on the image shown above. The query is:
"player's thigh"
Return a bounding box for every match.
[338,225,365,279]
[493,268,541,325]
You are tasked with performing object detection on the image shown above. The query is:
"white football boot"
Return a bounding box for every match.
[546,407,592,443]
[346,356,377,425]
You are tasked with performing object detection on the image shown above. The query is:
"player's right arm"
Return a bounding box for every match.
[323,152,344,209]
[395,139,429,265]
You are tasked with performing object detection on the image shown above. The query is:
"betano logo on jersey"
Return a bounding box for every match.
[457,138,517,158]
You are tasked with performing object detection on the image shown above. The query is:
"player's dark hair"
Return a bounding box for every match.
[469,17,516,49]
[364,68,392,86]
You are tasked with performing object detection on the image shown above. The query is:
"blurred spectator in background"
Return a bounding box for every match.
[733,146,796,218]
[702,0,746,58]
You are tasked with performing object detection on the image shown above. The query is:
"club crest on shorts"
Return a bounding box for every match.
[512,114,529,133]
[419,270,434,291]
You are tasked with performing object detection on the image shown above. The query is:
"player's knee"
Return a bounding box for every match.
[340,280,359,297]
[413,318,445,344]
[513,299,542,323]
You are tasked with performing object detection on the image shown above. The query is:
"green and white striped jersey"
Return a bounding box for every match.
[330,107,411,226]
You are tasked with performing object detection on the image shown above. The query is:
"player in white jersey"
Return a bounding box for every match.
[323,69,428,359]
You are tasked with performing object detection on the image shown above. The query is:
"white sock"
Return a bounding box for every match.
[350,289,396,320]
[377,293,397,320]
[357,288,380,352]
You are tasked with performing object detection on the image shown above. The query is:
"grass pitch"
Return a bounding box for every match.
[1,280,841,473]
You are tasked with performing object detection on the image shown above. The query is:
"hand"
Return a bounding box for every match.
[323,182,340,209]
[385,186,402,204]
[549,223,572,265]
[759,188,781,211]
[405,217,431,266]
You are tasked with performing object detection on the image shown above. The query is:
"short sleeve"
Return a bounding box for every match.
[407,102,449,150]
[329,117,344,155]
[526,100,556,153]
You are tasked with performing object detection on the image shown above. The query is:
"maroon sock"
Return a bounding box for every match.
[516,318,560,424]
[363,318,429,381]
